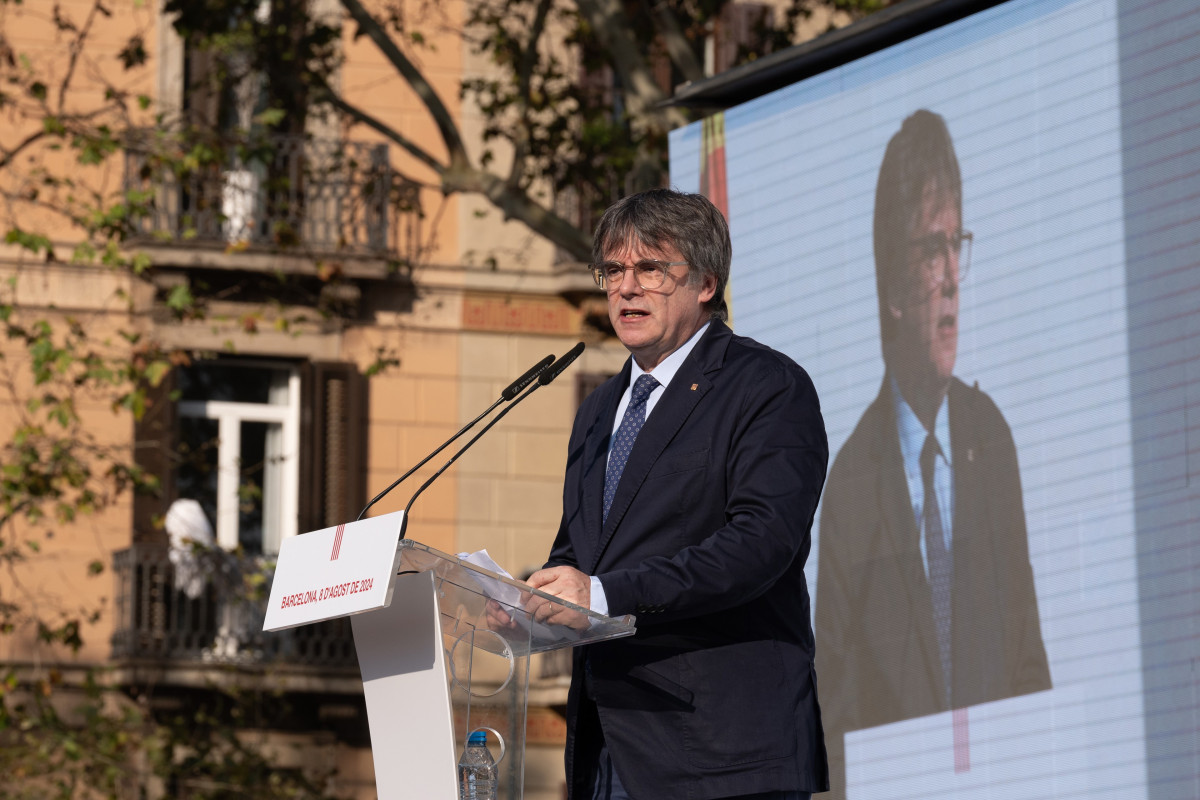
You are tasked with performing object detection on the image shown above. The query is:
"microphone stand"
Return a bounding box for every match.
[356,354,554,521]
[398,342,585,541]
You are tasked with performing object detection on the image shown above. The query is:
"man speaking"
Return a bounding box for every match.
[815,110,1051,798]
[527,189,829,800]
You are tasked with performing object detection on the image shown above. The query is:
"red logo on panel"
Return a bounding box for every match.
[331,523,346,561]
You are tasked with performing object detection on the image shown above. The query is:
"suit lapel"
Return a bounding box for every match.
[946,377,982,702]
[586,323,728,573]
[580,364,629,568]
[947,378,978,538]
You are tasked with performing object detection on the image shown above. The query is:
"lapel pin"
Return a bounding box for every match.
[691,383,698,391]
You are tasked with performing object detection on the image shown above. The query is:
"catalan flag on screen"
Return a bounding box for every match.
[700,112,732,326]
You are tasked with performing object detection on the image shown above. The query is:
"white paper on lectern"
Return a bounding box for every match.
[262,511,405,631]
[456,548,522,607]
[454,548,591,642]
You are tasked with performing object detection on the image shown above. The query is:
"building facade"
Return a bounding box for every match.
[0,2,630,797]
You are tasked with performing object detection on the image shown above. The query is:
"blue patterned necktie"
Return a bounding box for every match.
[603,374,659,522]
[921,433,953,705]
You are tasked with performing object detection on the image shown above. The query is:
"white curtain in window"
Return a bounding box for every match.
[261,373,289,555]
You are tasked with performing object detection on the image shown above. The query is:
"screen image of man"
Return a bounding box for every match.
[527,189,829,799]
[814,110,1052,796]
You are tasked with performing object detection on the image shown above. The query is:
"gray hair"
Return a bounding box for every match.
[873,110,962,344]
[592,188,731,321]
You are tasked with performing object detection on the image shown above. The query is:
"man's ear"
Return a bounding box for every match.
[698,272,718,304]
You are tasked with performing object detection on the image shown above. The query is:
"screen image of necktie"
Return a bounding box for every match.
[922,433,952,705]
[603,374,659,522]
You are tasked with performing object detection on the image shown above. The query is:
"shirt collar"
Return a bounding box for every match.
[891,375,952,468]
[630,321,710,393]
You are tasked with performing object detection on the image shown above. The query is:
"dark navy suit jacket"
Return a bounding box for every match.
[546,321,830,799]
[815,377,1051,799]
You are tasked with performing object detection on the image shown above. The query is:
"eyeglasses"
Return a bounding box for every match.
[589,259,688,292]
[903,229,973,301]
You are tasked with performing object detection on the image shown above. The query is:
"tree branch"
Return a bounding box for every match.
[645,0,703,84]
[322,89,446,176]
[447,167,592,262]
[574,0,687,129]
[338,0,469,168]
[57,0,105,115]
[0,129,47,171]
[325,80,587,258]
[507,0,556,187]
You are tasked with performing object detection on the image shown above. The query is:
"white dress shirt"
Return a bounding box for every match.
[891,376,954,580]
[590,322,711,614]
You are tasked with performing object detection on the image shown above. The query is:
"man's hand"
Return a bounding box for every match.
[524,566,591,629]
[527,565,591,606]
[484,598,521,634]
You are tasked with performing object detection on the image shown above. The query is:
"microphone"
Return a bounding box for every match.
[356,353,555,520]
[399,342,585,540]
[536,341,585,385]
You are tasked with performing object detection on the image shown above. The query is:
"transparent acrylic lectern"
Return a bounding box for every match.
[350,539,636,799]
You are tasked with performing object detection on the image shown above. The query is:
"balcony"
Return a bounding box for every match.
[111,544,358,682]
[123,134,415,262]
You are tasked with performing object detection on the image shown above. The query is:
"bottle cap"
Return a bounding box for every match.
[467,730,487,746]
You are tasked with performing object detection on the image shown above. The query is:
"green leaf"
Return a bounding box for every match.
[166,283,194,312]
[252,107,286,128]
[143,359,171,387]
[117,35,147,70]
[70,242,97,264]
[42,115,66,136]
[5,228,53,255]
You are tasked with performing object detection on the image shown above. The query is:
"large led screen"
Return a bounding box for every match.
[669,1,1199,798]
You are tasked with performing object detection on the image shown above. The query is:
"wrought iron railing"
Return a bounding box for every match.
[111,543,357,670]
[123,134,395,255]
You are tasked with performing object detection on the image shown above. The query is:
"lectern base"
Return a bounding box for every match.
[344,539,636,799]
[352,570,460,799]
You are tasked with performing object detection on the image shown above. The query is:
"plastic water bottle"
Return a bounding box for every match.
[458,730,498,800]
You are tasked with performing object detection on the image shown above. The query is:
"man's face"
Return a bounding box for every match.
[605,239,716,371]
[887,182,962,394]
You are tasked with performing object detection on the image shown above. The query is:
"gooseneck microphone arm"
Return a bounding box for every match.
[398,342,585,541]
[356,354,555,521]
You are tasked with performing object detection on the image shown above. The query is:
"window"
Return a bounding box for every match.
[134,358,366,553]
[176,361,300,555]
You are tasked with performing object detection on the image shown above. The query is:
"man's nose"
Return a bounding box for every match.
[940,255,959,297]
[617,267,643,295]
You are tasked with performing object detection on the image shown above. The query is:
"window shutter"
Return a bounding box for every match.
[132,369,179,544]
[299,362,368,532]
